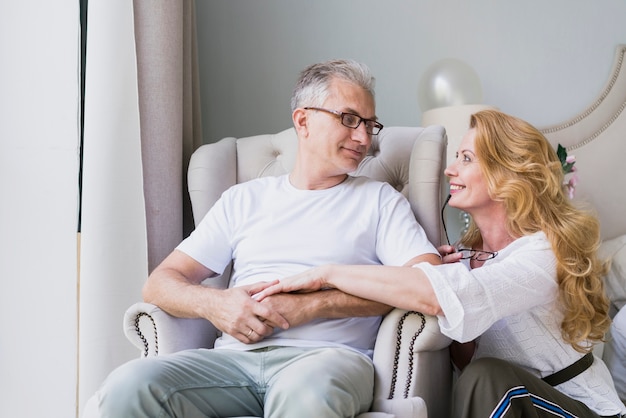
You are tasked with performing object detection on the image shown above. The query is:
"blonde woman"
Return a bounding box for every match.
[257,110,626,417]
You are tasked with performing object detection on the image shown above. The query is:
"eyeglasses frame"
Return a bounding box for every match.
[303,106,383,135]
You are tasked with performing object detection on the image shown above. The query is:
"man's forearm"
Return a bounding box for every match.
[310,289,393,318]
[143,269,220,320]
[262,289,392,328]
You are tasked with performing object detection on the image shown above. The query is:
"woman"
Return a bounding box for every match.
[256,110,626,417]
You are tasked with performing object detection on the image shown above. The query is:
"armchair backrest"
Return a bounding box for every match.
[188,126,448,249]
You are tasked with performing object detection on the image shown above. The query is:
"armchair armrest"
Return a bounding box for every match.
[123,302,218,357]
[371,309,452,418]
[408,125,447,246]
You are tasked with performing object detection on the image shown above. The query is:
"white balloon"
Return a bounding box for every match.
[418,58,483,111]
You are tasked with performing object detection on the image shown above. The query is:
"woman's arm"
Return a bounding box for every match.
[255,253,442,326]
[255,262,443,316]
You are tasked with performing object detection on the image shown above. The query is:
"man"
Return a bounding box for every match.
[90,59,440,417]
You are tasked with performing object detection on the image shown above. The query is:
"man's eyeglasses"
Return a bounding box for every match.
[441,195,498,261]
[304,107,384,135]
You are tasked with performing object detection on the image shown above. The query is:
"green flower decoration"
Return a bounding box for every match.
[557,144,576,175]
[557,144,577,199]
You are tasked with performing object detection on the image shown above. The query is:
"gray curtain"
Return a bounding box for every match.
[133,0,203,272]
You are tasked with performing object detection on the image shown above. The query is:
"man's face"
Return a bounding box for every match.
[303,78,377,177]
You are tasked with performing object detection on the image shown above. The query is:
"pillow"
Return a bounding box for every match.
[598,234,626,312]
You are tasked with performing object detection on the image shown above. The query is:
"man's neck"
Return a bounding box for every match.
[288,170,348,190]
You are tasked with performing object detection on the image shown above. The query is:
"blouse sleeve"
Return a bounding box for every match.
[415,233,559,342]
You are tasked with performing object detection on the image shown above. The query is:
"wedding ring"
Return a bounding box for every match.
[246,329,254,338]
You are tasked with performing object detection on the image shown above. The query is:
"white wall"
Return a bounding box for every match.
[0,3,80,418]
[195,0,626,142]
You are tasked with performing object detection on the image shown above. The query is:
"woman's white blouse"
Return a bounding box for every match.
[416,232,626,415]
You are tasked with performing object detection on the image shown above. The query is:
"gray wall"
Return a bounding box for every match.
[196,0,626,143]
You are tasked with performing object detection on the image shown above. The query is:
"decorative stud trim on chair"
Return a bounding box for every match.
[389,311,426,399]
[134,312,159,357]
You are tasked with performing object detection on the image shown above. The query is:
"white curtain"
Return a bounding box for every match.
[78,1,202,416]
[78,0,147,414]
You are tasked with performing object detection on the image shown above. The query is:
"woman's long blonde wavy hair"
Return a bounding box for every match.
[461,109,610,352]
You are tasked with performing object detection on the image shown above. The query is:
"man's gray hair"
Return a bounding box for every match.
[290,59,376,112]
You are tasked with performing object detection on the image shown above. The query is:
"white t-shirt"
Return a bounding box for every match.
[177,174,438,357]
[417,232,626,416]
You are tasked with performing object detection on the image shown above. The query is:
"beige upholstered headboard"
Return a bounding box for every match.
[540,44,626,241]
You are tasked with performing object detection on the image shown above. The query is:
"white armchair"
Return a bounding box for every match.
[123,126,452,418]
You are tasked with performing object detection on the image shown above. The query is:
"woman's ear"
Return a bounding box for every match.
[292,108,309,137]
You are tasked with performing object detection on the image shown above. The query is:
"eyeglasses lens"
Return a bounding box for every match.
[340,113,382,135]
[458,249,496,261]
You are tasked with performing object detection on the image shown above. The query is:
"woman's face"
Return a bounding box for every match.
[444,128,494,214]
